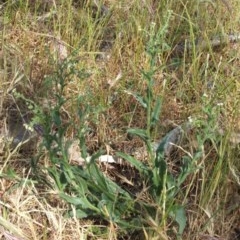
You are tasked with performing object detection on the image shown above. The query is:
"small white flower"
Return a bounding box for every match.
[188,116,193,123]
[137,25,142,32]
[23,123,34,132]
[151,22,156,27]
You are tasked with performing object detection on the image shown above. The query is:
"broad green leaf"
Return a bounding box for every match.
[124,90,148,108]
[72,209,89,218]
[166,173,178,198]
[127,128,148,142]
[170,205,187,235]
[48,167,65,191]
[151,161,167,197]
[59,193,100,213]
[116,152,149,177]
[60,163,78,186]
[79,134,88,159]
[152,140,167,196]
[52,109,61,126]
[87,162,132,202]
[60,172,67,185]
[87,163,110,191]
[59,193,86,205]
[115,217,143,229]
[151,97,161,126]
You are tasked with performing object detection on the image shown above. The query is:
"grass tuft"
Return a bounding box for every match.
[1,0,240,239]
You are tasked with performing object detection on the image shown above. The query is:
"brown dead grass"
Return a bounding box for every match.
[0,1,240,239]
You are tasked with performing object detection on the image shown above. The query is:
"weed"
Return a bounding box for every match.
[1,1,240,240]
[117,11,189,238]
[35,54,142,235]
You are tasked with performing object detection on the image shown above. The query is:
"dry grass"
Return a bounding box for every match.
[0,0,240,239]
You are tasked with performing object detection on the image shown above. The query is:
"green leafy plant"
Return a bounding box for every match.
[38,54,142,232]
[116,11,190,238]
